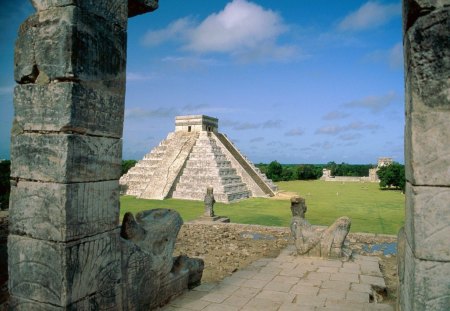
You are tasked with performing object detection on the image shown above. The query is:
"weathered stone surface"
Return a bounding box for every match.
[31,0,128,27]
[11,133,121,182]
[403,0,450,32]
[120,209,203,309]
[14,83,124,137]
[8,231,121,307]
[398,233,450,311]
[290,196,351,259]
[128,0,159,17]
[405,111,450,185]
[9,180,119,242]
[404,8,449,112]
[15,6,126,85]
[404,183,450,261]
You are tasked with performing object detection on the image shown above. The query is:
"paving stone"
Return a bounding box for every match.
[279,267,307,277]
[323,298,368,311]
[250,272,277,281]
[318,266,339,273]
[272,275,300,285]
[264,281,294,293]
[241,278,271,289]
[231,269,258,279]
[289,284,320,295]
[241,297,282,311]
[203,303,239,311]
[170,296,211,310]
[361,262,383,277]
[296,278,323,287]
[278,302,316,311]
[192,283,217,292]
[293,294,326,307]
[201,292,231,304]
[212,285,240,295]
[330,272,360,283]
[364,303,395,310]
[314,260,343,268]
[221,276,247,286]
[317,288,347,300]
[360,275,386,289]
[255,290,295,303]
[320,280,350,290]
[259,267,283,275]
[222,295,252,308]
[307,272,331,281]
[346,290,370,303]
[350,283,373,294]
[231,287,260,299]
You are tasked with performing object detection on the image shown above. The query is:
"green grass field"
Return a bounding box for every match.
[120,180,404,235]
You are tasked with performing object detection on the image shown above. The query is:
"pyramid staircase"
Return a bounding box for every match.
[120,131,199,198]
[172,131,251,202]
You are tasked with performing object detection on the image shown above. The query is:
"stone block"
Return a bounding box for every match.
[9,180,119,242]
[31,0,128,27]
[405,110,450,186]
[404,183,450,261]
[404,8,450,112]
[14,83,124,137]
[15,6,126,85]
[398,234,450,311]
[403,0,449,32]
[128,0,159,17]
[10,133,122,182]
[8,231,121,307]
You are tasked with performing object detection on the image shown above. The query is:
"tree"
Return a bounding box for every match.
[296,164,320,180]
[122,160,137,176]
[377,162,405,192]
[267,160,283,182]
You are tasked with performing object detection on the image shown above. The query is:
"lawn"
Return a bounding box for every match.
[120,180,404,235]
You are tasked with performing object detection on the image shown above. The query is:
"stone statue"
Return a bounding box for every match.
[204,186,215,217]
[290,196,351,259]
[120,209,204,309]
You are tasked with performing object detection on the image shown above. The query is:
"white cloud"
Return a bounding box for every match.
[185,0,286,53]
[322,111,350,120]
[142,0,298,62]
[285,128,304,136]
[338,1,401,32]
[141,17,194,46]
[388,42,403,69]
[364,42,403,69]
[315,121,379,135]
[343,91,397,113]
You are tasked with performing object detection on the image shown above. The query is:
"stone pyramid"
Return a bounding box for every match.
[120,115,277,203]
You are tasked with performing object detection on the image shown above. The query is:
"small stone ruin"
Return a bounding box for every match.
[290,196,351,259]
[120,115,278,203]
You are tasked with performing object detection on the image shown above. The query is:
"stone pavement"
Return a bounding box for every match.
[159,245,394,311]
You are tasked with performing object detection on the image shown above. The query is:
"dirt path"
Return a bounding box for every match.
[174,223,398,305]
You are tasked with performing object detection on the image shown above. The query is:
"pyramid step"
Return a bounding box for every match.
[179,175,241,185]
[172,189,250,203]
[185,160,232,169]
[181,167,237,176]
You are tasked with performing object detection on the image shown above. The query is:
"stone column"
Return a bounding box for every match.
[398,1,450,310]
[8,0,156,309]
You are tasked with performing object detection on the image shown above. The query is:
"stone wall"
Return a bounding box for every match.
[397,1,450,310]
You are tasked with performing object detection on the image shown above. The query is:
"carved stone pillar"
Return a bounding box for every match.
[398,1,450,310]
[8,1,157,309]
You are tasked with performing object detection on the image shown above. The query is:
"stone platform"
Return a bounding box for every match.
[159,245,393,311]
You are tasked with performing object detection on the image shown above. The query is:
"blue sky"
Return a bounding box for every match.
[0,0,404,164]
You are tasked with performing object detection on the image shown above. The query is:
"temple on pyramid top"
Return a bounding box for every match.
[120,115,278,203]
[175,115,219,133]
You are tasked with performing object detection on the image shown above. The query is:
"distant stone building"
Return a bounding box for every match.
[321,157,393,182]
[120,115,277,203]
